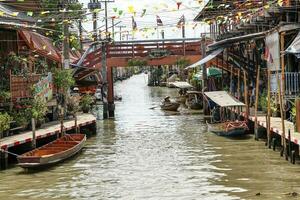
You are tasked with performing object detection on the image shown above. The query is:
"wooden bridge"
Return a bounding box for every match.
[72,38,204,118]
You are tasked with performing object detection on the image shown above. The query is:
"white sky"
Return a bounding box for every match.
[79,0,209,40]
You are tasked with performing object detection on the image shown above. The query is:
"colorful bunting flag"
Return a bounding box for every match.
[156,15,163,26]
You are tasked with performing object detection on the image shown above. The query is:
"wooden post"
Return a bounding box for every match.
[280,32,286,117]
[278,69,286,158]
[74,114,78,134]
[230,64,233,95]
[267,70,272,148]
[254,65,260,140]
[31,118,36,149]
[296,98,300,132]
[243,70,249,120]
[0,148,8,170]
[237,69,240,100]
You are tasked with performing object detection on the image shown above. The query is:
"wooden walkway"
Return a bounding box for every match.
[236,108,300,145]
[0,113,96,150]
[248,115,300,144]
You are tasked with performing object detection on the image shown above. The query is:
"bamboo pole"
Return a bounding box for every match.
[277,70,286,158]
[230,64,233,95]
[254,65,260,140]
[296,98,300,133]
[237,69,240,100]
[280,32,286,117]
[243,70,249,120]
[267,70,271,148]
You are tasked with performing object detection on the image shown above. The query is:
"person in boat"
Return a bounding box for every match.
[164,96,171,103]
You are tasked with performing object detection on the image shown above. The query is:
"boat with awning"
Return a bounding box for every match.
[204,91,248,137]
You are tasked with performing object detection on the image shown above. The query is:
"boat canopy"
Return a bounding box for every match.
[204,91,245,107]
[185,48,224,70]
[170,81,193,89]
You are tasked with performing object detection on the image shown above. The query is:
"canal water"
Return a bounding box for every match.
[1,74,300,200]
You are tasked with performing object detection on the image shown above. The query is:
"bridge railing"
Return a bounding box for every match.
[107,38,201,58]
[80,38,202,68]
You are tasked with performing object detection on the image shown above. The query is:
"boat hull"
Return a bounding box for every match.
[207,122,247,137]
[17,134,86,169]
[160,102,180,111]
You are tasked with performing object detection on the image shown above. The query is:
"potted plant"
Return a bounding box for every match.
[0,112,12,138]
[12,110,29,130]
[80,95,94,113]
[26,96,48,128]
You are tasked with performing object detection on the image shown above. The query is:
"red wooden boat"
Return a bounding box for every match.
[17,134,86,169]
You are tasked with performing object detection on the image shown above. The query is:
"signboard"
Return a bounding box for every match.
[265,31,280,71]
[34,72,53,101]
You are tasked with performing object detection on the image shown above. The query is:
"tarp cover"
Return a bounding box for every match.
[185,48,223,69]
[286,32,300,58]
[170,81,193,89]
[204,91,245,107]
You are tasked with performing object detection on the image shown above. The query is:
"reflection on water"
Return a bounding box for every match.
[1,74,300,200]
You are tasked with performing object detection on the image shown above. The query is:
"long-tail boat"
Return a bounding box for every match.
[204,91,248,137]
[17,134,86,169]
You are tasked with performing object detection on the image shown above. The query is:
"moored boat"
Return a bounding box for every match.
[17,134,86,169]
[204,91,248,137]
[185,91,203,110]
[160,102,180,111]
[207,121,248,137]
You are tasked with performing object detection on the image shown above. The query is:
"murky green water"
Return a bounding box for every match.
[1,74,300,200]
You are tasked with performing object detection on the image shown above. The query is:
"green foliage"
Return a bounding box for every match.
[175,57,190,68]
[35,59,49,74]
[127,59,148,67]
[288,99,298,124]
[53,68,75,92]
[26,97,48,120]
[80,95,94,112]
[68,95,80,114]
[259,91,267,112]
[39,0,85,50]
[12,110,29,128]
[0,113,12,133]
[0,91,11,102]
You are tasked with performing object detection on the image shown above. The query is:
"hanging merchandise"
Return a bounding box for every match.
[118,10,123,16]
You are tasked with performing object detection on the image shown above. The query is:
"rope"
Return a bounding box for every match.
[0,149,19,157]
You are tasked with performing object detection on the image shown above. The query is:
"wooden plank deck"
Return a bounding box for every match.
[236,108,300,145]
[0,113,96,150]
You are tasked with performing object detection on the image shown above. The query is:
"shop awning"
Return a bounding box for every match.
[18,30,61,62]
[185,48,224,70]
[204,91,245,107]
[286,32,300,58]
[170,81,193,89]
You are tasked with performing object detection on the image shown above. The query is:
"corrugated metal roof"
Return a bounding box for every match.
[18,30,61,62]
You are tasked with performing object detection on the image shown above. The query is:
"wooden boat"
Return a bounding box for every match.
[175,95,187,104]
[17,134,86,169]
[207,121,248,137]
[185,91,203,110]
[160,102,180,111]
[204,91,248,137]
